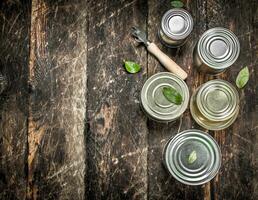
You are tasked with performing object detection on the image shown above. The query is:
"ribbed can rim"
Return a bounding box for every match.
[161,8,193,40]
[140,72,189,121]
[197,27,240,70]
[196,79,239,121]
[164,129,221,185]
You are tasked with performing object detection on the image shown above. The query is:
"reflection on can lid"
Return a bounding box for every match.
[164,129,221,185]
[141,72,189,122]
[197,27,240,70]
[196,79,239,121]
[161,9,193,40]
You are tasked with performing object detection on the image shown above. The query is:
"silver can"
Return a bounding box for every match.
[163,129,221,185]
[193,27,240,74]
[140,72,189,122]
[190,79,240,130]
[159,9,194,48]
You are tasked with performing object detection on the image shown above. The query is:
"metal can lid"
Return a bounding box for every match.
[141,72,189,121]
[164,129,221,185]
[197,27,240,70]
[161,9,193,40]
[196,79,239,121]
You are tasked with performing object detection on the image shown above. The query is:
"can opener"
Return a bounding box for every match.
[131,26,188,80]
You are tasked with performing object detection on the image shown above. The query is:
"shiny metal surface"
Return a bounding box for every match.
[159,9,193,47]
[190,79,240,130]
[163,129,221,185]
[193,27,240,74]
[140,72,189,122]
[131,26,150,46]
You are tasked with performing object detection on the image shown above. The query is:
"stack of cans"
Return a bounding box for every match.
[139,8,241,185]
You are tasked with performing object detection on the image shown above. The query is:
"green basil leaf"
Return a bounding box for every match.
[236,66,249,89]
[171,0,184,8]
[188,150,197,164]
[162,86,183,105]
[124,61,141,74]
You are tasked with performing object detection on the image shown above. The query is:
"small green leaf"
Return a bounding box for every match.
[188,150,197,164]
[162,86,183,105]
[171,0,184,8]
[124,61,141,74]
[236,66,249,89]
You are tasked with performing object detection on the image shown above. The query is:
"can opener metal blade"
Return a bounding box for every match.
[131,26,188,80]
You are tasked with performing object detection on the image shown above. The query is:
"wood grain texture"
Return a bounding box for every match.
[0,0,257,199]
[205,0,258,200]
[86,0,148,199]
[28,0,87,199]
[147,0,207,199]
[0,1,31,199]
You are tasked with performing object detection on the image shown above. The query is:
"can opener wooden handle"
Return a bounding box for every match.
[131,26,188,80]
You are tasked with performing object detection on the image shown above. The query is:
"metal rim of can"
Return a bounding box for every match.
[164,129,222,185]
[140,72,189,122]
[197,27,240,70]
[190,87,240,131]
[196,79,240,121]
[161,8,193,40]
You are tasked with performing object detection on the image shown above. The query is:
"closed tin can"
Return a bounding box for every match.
[163,129,221,185]
[193,27,240,74]
[159,9,193,48]
[190,79,239,130]
[140,72,189,122]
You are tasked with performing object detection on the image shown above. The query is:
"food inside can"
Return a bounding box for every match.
[193,27,240,74]
[190,79,240,130]
[140,72,189,122]
[163,129,221,185]
[159,8,193,48]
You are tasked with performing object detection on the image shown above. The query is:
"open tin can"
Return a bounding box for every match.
[140,72,189,122]
[163,129,221,185]
[159,8,193,48]
[193,27,240,74]
[190,79,239,130]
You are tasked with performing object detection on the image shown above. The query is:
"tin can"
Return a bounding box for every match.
[190,79,239,130]
[163,129,221,185]
[193,27,240,74]
[159,9,193,48]
[140,72,189,122]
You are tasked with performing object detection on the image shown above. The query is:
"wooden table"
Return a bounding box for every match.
[0,0,257,199]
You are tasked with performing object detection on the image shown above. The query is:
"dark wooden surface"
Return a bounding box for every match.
[0,0,257,199]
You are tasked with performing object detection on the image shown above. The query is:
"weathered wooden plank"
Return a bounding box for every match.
[147,0,207,199]
[28,0,87,199]
[205,0,258,199]
[0,1,31,199]
[86,0,148,199]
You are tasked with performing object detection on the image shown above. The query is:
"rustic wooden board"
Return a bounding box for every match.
[0,0,257,199]
[28,0,87,199]
[147,0,209,199]
[0,1,31,199]
[206,0,258,200]
[86,0,148,199]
